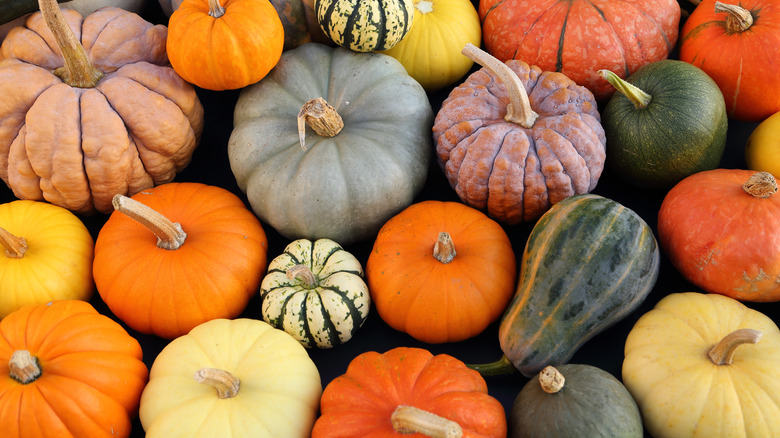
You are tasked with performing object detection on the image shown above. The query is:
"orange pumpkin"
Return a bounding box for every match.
[166,0,285,91]
[0,300,148,438]
[658,169,780,302]
[93,182,268,339]
[365,200,516,344]
[680,0,780,122]
[311,347,507,438]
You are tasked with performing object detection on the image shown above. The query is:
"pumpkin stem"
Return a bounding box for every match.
[297,97,344,151]
[715,1,753,33]
[0,226,27,258]
[461,43,538,128]
[743,172,777,199]
[432,232,456,264]
[286,264,318,288]
[391,405,463,438]
[208,0,226,18]
[38,0,104,88]
[112,194,187,250]
[708,328,762,365]
[415,0,434,13]
[466,354,518,376]
[598,69,652,109]
[9,350,42,384]
[538,365,565,394]
[194,368,240,398]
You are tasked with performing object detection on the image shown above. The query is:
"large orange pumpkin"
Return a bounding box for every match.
[93,182,268,339]
[166,0,285,91]
[658,169,780,302]
[478,0,680,101]
[679,0,780,122]
[0,300,148,438]
[365,200,516,344]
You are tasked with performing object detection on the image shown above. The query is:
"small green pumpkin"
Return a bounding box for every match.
[260,238,370,349]
[599,60,728,190]
[315,0,414,52]
[511,364,643,438]
[472,194,660,377]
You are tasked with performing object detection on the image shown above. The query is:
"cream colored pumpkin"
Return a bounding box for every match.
[139,318,322,438]
[623,292,780,437]
[0,200,94,319]
[380,0,481,92]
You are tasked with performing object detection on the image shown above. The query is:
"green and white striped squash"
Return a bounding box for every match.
[315,0,414,52]
[260,238,371,349]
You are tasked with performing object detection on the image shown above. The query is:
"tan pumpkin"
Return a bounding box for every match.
[0,1,204,214]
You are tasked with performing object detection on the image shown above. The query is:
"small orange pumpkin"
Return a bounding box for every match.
[0,300,148,438]
[166,0,285,90]
[311,346,507,438]
[365,200,516,343]
[93,182,268,339]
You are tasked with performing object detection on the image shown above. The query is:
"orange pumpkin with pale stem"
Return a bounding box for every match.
[0,1,204,214]
[658,169,780,302]
[365,200,516,344]
[166,0,285,91]
[93,182,268,339]
[0,300,148,438]
[311,347,507,438]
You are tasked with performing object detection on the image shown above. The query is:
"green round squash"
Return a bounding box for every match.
[511,364,643,438]
[260,238,370,349]
[228,43,432,245]
[600,60,728,190]
[315,0,414,52]
[472,194,660,377]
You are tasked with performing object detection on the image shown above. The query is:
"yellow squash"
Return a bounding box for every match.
[0,200,94,318]
[380,0,481,92]
[745,109,780,178]
[139,318,322,438]
[623,292,780,437]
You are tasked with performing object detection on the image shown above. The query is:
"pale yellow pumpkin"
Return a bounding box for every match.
[380,0,481,92]
[0,200,93,319]
[623,292,780,437]
[139,318,322,438]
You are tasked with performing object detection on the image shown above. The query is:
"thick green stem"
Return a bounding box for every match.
[466,354,518,376]
[598,69,652,109]
[38,0,103,88]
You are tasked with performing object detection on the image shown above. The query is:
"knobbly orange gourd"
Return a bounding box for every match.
[658,169,780,302]
[166,0,285,91]
[0,0,204,214]
[0,300,149,438]
[93,182,268,339]
[680,0,780,122]
[478,0,680,101]
[311,347,507,438]
[434,44,606,224]
[0,200,94,319]
[366,200,516,344]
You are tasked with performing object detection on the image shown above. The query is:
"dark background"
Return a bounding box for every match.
[2,1,777,436]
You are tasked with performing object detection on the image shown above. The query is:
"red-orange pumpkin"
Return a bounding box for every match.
[679,0,780,122]
[93,182,268,339]
[311,347,507,438]
[658,169,780,302]
[478,0,681,101]
[365,200,516,344]
[0,300,148,438]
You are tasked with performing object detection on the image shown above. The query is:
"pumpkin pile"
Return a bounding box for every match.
[2,0,780,437]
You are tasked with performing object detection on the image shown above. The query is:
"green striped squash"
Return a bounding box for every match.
[260,238,371,349]
[315,0,414,52]
[497,194,660,377]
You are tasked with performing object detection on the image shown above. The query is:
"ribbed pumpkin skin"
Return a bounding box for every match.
[511,364,643,438]
[602,60,727,190]
[260,238,370,349]
[315,0,414,51]
[500,194,660,377]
